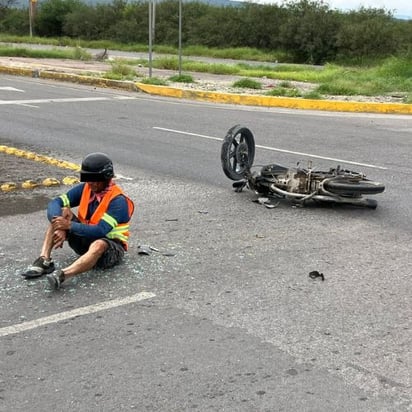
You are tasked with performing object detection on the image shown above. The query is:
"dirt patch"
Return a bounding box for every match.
[0,191,53,216]
[0,152,76,185]
[0,151,79,215]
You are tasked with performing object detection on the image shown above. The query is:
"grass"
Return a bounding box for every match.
[0,44,92,60]
[0,35,411,101]
[168,74,195,83]
[139,77,168,86]
[103,61,137,80]
[0,34,282,62]
[232,78,262,89]
[303,91,323,100]
[266,87,301,98]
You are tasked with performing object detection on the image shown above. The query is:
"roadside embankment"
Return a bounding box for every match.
[1,57,411,115]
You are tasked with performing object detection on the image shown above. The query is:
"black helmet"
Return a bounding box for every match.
[80,152,114,182]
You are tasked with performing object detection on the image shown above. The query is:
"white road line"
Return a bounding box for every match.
[0,291,155,337]
[113,96,137,100]
[0,97,113,105]
[154,127,223,142]
[154,126,388,170]
[255,143,388,170]
[116,173,134,181]
[0,86,25,92]
[19,103,39,108]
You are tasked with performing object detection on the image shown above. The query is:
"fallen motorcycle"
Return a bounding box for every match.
[221,124,385,209]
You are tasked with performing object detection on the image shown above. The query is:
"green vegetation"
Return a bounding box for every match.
[1,42,411,100]
[303,91,323,100]
[168,74,195,83]
[266,87,301,98]
[0,44,90,59]
[139,77,168,86]
[72,46,92,61]
[1,0,411,65]
[0,0,411,102]
[104,61,137,80]
[232,78,262,89]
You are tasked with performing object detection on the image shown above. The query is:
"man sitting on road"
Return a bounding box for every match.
[21,152,134,290]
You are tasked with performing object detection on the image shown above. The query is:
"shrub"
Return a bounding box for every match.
[104,61,136,80]
[140,77,168,86]
[232,78,262,89]
[168,74,194,83]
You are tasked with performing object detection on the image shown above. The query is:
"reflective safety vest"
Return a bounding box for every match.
[78,183,134,250]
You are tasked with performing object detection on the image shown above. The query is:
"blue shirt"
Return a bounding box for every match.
[47,183,130,239]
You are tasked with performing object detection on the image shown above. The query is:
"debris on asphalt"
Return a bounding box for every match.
[309,270,325,281]
[137,245,176,257]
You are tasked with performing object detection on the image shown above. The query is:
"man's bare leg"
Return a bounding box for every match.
[40,224,56,259]
[40,207,73,258]
[22,224,57,278]
[61,239,109,279]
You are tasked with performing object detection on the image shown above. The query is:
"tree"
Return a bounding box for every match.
[336,8,400,60]
[36,0,83,37]
[0,6,27,34]
[279,0,340,64]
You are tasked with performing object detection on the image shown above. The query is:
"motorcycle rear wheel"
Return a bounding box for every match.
[325,179,385,195]
[221,125,255,181]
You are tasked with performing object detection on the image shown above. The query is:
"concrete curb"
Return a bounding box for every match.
[1,63,411,114]
[0,145,80,192]
[135,83,412,115]
[0,65,138,92]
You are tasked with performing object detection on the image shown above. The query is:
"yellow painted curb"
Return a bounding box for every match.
[1,182,18,192]
[0,65,138,92]
[21,180,39,189]
[42,177,60,186]
[0,66,34,77]
[40,71,138,91]
[0,145,81,192]
[0,145,80,171]
[62,176,80,185]
[135,83,412,115]
[0,177,79,192]
[1,63,410,114]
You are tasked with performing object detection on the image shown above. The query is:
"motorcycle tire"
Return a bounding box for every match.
[324,179,385,195]
[221,125,255,181]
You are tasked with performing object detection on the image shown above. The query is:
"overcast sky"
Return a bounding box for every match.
[252,0,412,18]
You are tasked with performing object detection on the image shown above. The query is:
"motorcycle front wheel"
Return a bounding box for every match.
[221,125,255,181]
[325,179,385,195]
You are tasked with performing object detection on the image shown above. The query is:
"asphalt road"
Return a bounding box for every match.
[1,75,411,411]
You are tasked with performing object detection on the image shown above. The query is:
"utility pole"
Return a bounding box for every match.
[28,0,33,37]
[178,0,182,76]
[29,0,38,37]
[148,0,153,77]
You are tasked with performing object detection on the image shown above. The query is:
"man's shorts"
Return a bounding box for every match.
[67,232,125,269]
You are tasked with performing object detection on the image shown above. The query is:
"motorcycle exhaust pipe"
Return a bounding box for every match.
[270,184,311,199]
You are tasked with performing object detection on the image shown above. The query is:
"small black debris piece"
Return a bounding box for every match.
[309,271,325,281]
[233,180,247,192]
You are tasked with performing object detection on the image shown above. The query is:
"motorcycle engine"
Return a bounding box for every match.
[276,170,308,193]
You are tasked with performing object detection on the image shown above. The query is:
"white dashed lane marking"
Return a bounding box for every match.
[154,126,388,170]
[0,96,138,105]
[0,86,25,92]
[0,292,156,337]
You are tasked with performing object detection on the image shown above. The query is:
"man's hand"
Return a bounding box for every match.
[53,229,66,249]
[61,207,73,220]
[51,216,71,232]
[51,211,72,249]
